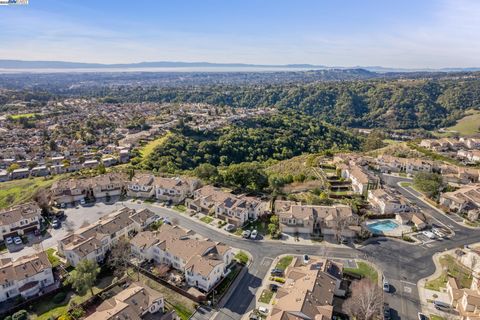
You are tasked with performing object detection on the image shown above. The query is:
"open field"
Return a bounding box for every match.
[0,175,64,209]
[444,110,480,136]
[140,131,172,159]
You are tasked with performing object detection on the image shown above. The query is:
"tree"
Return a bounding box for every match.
[361,130,386,151]
[221,162,268,192]
[68,259,100,296]
[96,163,106,174]
[7,163,20,173]
[344,279,383,320]
[106,238,131,278]
[194,163,219,182]
[413,172,443,198]
[268,215,280,237]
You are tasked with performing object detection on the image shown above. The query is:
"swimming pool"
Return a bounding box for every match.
[367,219,400,234]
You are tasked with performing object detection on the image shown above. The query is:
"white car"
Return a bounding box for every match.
[5,237,13,245]
[13,236,22,245]
[80,199,86,205]
[224,224,236,232]
[242,230,251,238]
[250,230,258,239]
[432,228,445,238]
[258,307,269,315]
[422,231,436,239]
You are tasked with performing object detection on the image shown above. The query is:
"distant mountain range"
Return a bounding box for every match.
[0,59,479,73]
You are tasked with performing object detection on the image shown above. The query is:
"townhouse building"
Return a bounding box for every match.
[367,188,412,215]
[186,185,267,227]
[338,162,379,195]
[275,200,360,237]
[0,202,42,240]
[131,224,233,292]
[58,207,155,267]
[440,184,480,221]
[127,173,156,198]
[85,283,173,320]
[0,252,54,302]
[267,257,339,320]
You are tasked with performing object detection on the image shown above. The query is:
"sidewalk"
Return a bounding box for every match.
[151,202,349,249]
[417,248,469,318]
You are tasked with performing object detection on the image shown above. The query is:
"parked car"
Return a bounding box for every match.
[258,307,269,315]
[269,284,279,292]
[340,237,349,244]
[224,224,236,232]
[242,230,251,238]
[383,279,390,292]
[271,268,284,276]
[60,203,66,209]
[303,254,310,264]
[383,303,391,320]
[417,313,428,320]
[433,300,451,311]
[422,231,436,239]
[250,230,258,239]
[431,228,445,238]
[5,237,13,245]
[80,199,86,205]
[34,229,41,236]
[52,219,61,229]
[13,236,22,245]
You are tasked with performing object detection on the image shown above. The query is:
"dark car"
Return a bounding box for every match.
[383,303,390,320]
[269,284,279,292]
[52,219,61,229]
[270,268,284,276]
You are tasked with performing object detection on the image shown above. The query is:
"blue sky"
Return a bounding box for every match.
[0,0,479,68]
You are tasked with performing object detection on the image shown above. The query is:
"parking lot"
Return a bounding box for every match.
[2,199,127,259]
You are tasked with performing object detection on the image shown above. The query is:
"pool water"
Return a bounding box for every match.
[367,220,399,234]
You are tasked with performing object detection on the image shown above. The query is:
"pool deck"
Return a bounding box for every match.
[365,219,411,237]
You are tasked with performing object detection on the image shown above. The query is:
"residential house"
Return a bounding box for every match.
[339,163,379,195]
[460,137,480,150]
[58,207,154,267]
[0,202,42,240]
[440,184,480,221]
[154,176,199,203]
[275,200,360,237]
[11,168,30,179]
[448,272,480,319]
[131,224,233,292]
[85,283,170,320]
[395,211,427,230]
[267,257,337,320]
[0,170,9,182]
[186,186,267,227]
[375,155,435,174]
[30,165,49,177]
[127,173,155,198]
[368,188,412,215]
[50,173,126,205]
[0,252,54,302]
[458,150,480,163]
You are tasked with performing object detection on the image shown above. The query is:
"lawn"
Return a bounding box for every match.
[275,256,293,271]
[425,255,472,291]
[173,204,187,212]
[139,132,172,159]
[429,315,445,320]
[127,269,196,319]
[258,289,274,304]
[235,251,249,264]
[200,216,214,224]
[445,110,480,136]
[31,276,114,320]
[0,175,64,209]
[344,262,378,283]
[399,182,412,188]
[9,113,38,120]
[46,248,61,268]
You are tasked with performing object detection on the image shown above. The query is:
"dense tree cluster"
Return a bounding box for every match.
[142,113,361,174]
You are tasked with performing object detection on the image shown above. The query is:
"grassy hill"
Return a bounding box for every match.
[0,175,62,209]
[444,109,480,136]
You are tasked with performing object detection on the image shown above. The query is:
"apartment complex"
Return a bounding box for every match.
[58,207,155,266]
[0,202,42,240]
[0,252,54,302]
[131,224,233,292]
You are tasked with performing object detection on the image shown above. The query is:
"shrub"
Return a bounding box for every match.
[12,310,28,320]
[273,277,286,283]
[4,316,12,320]
[53,291,67,303]
[70,308,85,319]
